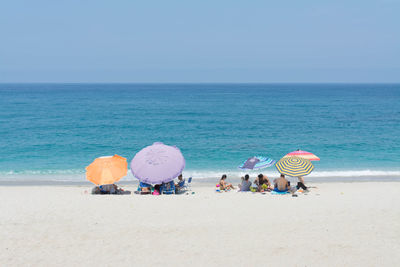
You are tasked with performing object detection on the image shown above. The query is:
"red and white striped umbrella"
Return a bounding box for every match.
[283,150,320,161]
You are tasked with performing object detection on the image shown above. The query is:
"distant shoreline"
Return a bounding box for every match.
[1,176,399,186]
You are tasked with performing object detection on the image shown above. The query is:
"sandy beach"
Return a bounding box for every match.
[1,181,400,267]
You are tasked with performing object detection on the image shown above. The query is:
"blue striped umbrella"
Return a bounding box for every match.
[275,156,314,176]
[238,156,276,170]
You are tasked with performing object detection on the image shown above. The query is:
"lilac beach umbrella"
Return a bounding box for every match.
[130,142,185,184]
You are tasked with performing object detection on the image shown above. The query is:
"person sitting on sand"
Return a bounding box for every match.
[297,176,309,192]
[174,174,187,193]
[175,174,185,189]
[219,174,235,190]
[238,174,252,192]
[273,174,291,192]
[255,174,272,192]
[153,184,161,195]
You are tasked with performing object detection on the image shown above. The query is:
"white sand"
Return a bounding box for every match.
[1,182,400,267]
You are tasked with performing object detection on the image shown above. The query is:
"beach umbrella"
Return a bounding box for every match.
[275,156,314,177]
[86,155,128,185]
[130,142,185,184]
[238,156,276,170]
[283,150,320,161]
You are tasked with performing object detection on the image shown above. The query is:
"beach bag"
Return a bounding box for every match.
[99,184,117,194]
[91,186,101,194]
[262,184,269,190]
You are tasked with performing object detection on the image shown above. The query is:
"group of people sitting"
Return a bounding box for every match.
[135,174,186,195]
[92,173,309,196]
[91,175,186,195]
[218,173,309,194]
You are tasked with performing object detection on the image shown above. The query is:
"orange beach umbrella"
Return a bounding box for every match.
[86,155,128,185]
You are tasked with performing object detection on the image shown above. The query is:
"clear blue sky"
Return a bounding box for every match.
[0,0,399,82]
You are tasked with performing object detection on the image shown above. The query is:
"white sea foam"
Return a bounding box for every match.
[183,169,400,179]
[0,169,85,175]
[1,169,399,182]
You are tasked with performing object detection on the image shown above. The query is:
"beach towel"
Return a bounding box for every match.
[271,190,290,195]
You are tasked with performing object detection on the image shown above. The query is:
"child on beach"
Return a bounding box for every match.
[219,174,235,190]
[238,174,252,191]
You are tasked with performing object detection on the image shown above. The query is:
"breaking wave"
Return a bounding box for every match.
[1,169,400,181]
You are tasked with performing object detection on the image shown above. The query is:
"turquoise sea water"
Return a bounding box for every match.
[0,83,399,181]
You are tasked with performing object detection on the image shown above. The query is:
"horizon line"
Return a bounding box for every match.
[1,82,400,85]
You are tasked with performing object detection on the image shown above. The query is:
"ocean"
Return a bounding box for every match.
[0,83,399,183]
